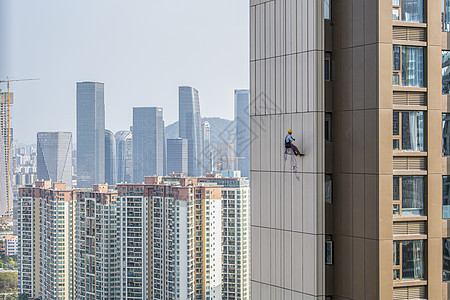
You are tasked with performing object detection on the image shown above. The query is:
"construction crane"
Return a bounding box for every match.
[0,77,39,214]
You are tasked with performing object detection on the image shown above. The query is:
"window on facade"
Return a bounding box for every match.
[325,175,332,204]
[443,176,450,218]
[325,238,333,265]
[393,176,425,216]
[393,0,424,23]
[325,113,332,142]
[324,52,331,81]
[324,0,331,20]
[443,0,450,31]
[443,115,450,156]
[393,240,425,281]
[445,239,450,280]
[393,46,424,87]
[393,111,425,151]
[443,52,450,94]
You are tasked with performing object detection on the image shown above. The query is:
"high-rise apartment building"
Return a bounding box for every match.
[199,175,250,300]
[0,90,13,214]
[115,130,133,183]
[117,175,222,300]
[132,107,165,182]
[18,182,75,299]
[36,132,73,188]
[74,185,119,299]
[202,121,213,175]
[76,82,105,188]
[251,0,450,299]
[179,87,203,176]
[167,138,188,175]
[234,89,250,179]
[18,182,119,300]
[105,129,116,185]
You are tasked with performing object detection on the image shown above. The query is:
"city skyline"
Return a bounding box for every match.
[0,1,249,144]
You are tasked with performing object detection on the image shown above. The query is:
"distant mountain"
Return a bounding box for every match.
[165,117,235,144]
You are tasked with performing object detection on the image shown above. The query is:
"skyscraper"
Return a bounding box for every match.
[0,90,13,214]
[76,82,105,188]
[115,130,133,183]
[18,182,75,299]
[75,185,119,299]
[104,129,116,185]
[251,0,450,299]
[202,121,213,174]
[132,107,165,182]
[36,132,73,188]
[179,86,203,176]
[167,138,188,175]
[234,89,250,178]
[117,175,222,299]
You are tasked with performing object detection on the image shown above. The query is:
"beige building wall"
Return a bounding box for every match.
[250,0,325,298]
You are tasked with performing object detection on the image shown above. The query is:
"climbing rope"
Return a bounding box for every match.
[283,146,300,181]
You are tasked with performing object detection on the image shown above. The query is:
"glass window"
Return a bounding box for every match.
[325,239,333,265]
[402,47,424,87]
[324,52,331,81]
[325,175,332,204]
[393,176,425,216]
[393,0,424,22]
[393,46,424,87]
[393,240,425,281]
[443,52,450,94]
[393,111,424,151]
[443,176,450,218]
[443,114,450,156]
[325,113,331,142]
[324,0,330,20]
[443,0,450,32]
[444,239,450,281]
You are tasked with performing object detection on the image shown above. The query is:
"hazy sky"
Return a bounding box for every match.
[0,0,249,144]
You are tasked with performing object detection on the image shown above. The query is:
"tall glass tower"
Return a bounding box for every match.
[76,82,105,188]
[104,129,116,185]
[36,132,73,188]
[234,89,250,178]
[133,107,165,182]
[179,86,203,176]
[115,130,133,183]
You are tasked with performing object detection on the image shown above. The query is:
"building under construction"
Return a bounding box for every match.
[0,90,13,215]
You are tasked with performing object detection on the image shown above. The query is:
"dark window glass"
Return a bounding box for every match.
[393,47,401,71]
[393,177,400,200]
[393,112,400,135]
[443,52,450,94]
[401,47,424,87]
[443,114,450,156]
[401,111,424,151]
[402,176,424,216]
[443,176,450,218]
[444,239,450,281]
[401,240,424,280]
[401,0,424,23]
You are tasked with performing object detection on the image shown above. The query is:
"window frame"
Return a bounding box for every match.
[324,52,331,81]
[325,113,332,142]
[393,176,426,217]
[393,45,425,87]
[393,240,426,281]
[392,0,425,23]
[325,238,333,265]
[393,111,426,152]
[325,175,332,204]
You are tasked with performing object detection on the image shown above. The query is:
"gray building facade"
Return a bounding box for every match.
[115,130,133,184]
[133,107,165,182]
[36,132,73,188]
[166,138,188,175]
[179,86,203,176]
[104,129,116,185]
[234,89,250,178]
[76,82,105,188]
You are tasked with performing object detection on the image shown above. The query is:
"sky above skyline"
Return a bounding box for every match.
[0,0,249,144]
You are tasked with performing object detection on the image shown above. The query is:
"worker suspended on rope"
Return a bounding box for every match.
[285,129,304,156]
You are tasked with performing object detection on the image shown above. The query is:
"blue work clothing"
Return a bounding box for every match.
[285,134,294,144]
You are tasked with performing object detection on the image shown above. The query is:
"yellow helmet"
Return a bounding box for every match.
[288,129,292,134]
